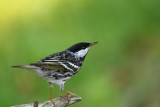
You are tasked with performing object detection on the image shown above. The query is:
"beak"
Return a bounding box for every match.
[89,42,98,47]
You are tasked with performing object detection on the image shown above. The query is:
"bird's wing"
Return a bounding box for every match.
[32,51,79,71]
[30,61,65,71]
[31,60,78,72]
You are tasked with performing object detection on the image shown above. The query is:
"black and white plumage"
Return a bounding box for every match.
[13,42,97,101]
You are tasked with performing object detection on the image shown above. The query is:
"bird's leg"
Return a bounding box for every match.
[60,83,64,92]
[60,83,71,103]
[49,82,54,103]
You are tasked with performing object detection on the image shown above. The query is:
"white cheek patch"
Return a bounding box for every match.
[75,48,89,57]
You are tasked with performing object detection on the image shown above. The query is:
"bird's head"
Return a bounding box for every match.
[67,42,98,57]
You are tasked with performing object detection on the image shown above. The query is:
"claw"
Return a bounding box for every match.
[50,97,53,103]
[66,91,72,103]
[49,98,55,106]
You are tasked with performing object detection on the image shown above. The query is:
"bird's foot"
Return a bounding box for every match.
[50,97,55,106]
[66,91,72,103]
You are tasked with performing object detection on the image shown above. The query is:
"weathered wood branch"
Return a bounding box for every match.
[11,92,81,107]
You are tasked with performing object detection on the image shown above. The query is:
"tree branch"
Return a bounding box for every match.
[11,92,81,107]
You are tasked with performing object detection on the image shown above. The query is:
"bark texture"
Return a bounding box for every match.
[11,93,81,107]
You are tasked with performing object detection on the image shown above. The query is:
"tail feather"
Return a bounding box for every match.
[12,65,38,69]
[12,65,25,68]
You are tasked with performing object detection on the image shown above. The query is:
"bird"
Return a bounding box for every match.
[12,42,98,102]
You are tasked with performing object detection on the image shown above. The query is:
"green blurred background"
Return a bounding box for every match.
[0,0,160,107]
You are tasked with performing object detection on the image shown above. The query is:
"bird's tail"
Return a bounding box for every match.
[12,65,38,70]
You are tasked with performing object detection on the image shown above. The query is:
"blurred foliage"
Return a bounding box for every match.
[0,0,160,107]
